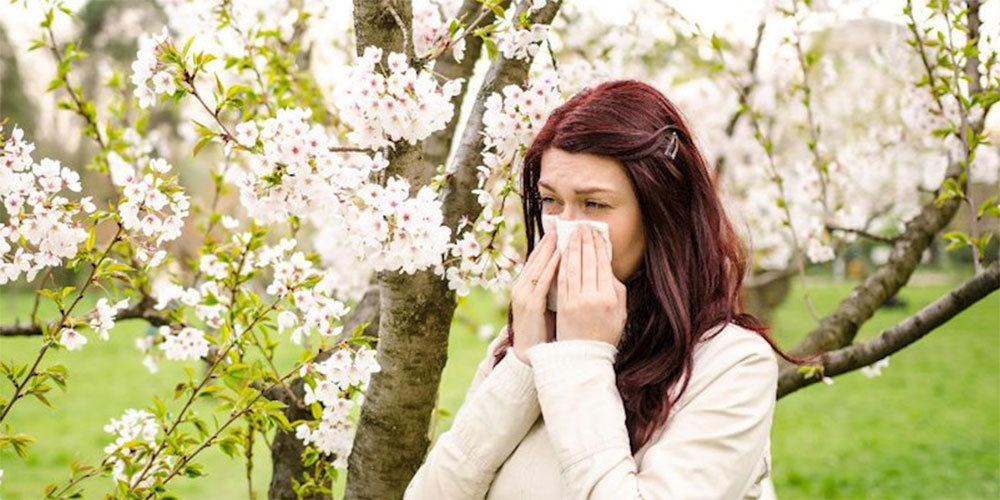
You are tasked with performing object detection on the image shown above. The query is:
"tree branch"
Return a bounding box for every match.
[778,261,999,397]
[824,224,897,245]
[422,0,511,169]
[713,18,766,181]
[441,0,563,235]
[0,294,168,337]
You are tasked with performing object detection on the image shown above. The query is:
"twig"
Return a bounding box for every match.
[941,2,982,272]
[129,297,285,490]
[143,357,309,499]
[382,0,410,59]
[824,224,897,245]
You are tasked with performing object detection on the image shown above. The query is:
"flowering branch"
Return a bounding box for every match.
[126,294,286,492]
[787,0,832,221]
[709,30,822,322]
[0,223,122,425]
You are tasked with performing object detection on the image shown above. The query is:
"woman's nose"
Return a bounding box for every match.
[556,206,581,221]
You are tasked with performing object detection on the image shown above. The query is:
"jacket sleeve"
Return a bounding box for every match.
[404,327,541,499]
[527,335,778,500]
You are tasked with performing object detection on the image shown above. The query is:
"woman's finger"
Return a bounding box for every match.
[532,241,561,295]
[567,224,582,296]
[581,226,597,291]
[558,228,570,302]
[594,233,611,291]
[522,231,555,283]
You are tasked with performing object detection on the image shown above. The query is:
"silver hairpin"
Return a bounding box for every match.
[664,130,680,160]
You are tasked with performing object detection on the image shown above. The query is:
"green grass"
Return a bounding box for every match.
[768,273,1000,499]
[1,270,997,499]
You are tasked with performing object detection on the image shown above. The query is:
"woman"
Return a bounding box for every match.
[404,80,815,499]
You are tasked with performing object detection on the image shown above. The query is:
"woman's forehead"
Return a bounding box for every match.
[538,149,629,192]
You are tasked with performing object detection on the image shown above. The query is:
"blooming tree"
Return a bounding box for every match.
[0,0,997,498]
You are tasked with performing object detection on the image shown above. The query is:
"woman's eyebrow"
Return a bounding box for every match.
[537,180,616,194]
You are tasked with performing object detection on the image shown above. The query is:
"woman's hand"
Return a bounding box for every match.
[510,230,561,366]
[556,225,627,347]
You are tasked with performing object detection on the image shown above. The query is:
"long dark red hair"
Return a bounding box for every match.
[491,79,818,454]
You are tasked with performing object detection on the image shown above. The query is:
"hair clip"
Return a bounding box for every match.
[664,130,680,160]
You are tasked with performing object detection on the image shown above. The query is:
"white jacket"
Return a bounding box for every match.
[404,321,778,500]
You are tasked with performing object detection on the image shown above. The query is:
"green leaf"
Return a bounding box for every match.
[193,135,214,158]
[183,462,205,478]
[711,33,725,51]
[974,233,993,260]
[977,194,999,219]
[941,230,972,251]
[151,395,167,419]
[482,35,498,62]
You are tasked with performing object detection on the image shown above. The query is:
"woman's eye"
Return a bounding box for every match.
[539,196,605,209]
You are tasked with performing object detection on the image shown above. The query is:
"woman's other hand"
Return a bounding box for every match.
[510,230,561,366]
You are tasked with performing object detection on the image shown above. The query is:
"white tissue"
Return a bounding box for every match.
[540,214,613,312]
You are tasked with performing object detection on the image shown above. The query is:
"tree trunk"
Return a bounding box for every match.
[345,268,458,499]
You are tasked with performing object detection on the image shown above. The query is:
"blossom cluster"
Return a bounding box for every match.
[333,46,464,149]
[438,71,562,296]
[130,27,175,109]
[481,71,562,169]
[295,345,381,467]
[221,106,454,278]
[412,0,460,61]
[495,20,549,61]
[494,0,551,62]
[256,237,353,343]
[1,125,91,285]
[158,326,211,361]
[103,408,175,488]
[109,152,190,267]
[91,298,131,340]
[142,234,355,371]
[225,107,387,224]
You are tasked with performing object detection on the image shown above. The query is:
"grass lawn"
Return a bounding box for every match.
[0,269,997,499]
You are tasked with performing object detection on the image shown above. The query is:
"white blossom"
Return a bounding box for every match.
[89,298,130,340]
[1,126,90,284]
[859,356,890,378]
[130,27,172,109]
[103,408,173,488]
[495,19,549,61]
[59,328,87,351]
[332,46,464,149]
[158,326,210,361]
[235,121,259,148]
[296,346,381,465]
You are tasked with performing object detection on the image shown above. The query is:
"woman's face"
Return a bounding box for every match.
[538,147,646,282]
